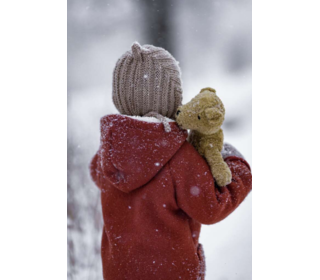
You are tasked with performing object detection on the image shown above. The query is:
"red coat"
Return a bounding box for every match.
[90,114,252,280]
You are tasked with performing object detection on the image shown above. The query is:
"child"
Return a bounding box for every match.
[90,42,252,280]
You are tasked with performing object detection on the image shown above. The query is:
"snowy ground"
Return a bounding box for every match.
[68,1,251,279]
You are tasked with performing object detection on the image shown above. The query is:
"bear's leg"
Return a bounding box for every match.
[205,148,232,187]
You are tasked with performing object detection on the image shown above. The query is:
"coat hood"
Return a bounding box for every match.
[100,114,188,193]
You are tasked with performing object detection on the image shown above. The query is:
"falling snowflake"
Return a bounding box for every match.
[190,186,200,196]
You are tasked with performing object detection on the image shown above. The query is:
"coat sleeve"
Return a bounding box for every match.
[90,151,102,189]
[169,142,252,225]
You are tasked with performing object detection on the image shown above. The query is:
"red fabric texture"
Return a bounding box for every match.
[90,115,252,280]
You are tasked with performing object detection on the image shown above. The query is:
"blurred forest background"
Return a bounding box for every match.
[68,0,252,279]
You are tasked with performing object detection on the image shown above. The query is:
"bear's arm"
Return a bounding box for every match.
[169,141,252,225]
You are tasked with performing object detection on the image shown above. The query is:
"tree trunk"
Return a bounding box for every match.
[142,0,175,56]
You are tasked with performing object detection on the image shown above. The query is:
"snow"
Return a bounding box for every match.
[127,115,175,123]
[190,186,201,196]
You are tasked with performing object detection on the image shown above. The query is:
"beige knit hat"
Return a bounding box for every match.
[112,42,183,120]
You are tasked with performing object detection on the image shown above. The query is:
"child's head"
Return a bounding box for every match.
[112,42,182,119]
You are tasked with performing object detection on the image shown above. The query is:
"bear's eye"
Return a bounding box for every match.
[198,115,201,120]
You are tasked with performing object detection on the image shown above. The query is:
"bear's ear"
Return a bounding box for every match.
[205,108,223,121]
[200,87,216,94]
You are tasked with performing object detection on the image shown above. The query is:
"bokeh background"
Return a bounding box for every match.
[68,0,251,279]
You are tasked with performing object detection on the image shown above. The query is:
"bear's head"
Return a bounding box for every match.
[176,87,225,135]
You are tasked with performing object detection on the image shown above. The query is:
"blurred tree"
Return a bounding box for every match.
[141,0,175,55]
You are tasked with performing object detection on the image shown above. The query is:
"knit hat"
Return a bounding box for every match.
[112,42,183,120]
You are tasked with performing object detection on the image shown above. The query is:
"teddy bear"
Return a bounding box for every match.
[176,87,232,187]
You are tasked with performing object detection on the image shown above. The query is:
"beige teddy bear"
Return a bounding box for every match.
[176,87,232,187]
